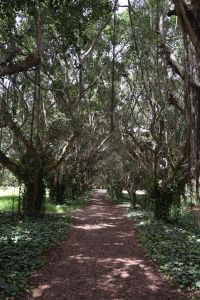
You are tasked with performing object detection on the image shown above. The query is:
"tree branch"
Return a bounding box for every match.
[1,100,36,154]
[81,22,109,62]
[52,132,77,169]
[159,14,200,91]
[0,149,22,178]
[81,0,118,62]
[173,0,200,58]
[0,2,43,77]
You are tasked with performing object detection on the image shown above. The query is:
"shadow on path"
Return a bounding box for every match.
[23,190,187,300]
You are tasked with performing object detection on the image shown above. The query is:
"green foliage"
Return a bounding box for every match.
[109,193,131,205]
[0,190,90,212]
[147,174,185,220]
[0,191,90,298]
[107,183,123,200]
[0,169,18,187]
[46,192,91,212]
[0,212,73,298]
[128,209,200,291]
[0,196,19,211]
[104,151,125,200]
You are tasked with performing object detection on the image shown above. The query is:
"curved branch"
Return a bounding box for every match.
[0,150,22,178]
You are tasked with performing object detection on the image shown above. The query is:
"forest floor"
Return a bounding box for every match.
[23,190,190,300]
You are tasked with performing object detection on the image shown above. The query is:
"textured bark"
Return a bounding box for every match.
[22,168,45,217]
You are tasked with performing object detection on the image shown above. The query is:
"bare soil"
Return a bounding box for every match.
[23,190,189,300]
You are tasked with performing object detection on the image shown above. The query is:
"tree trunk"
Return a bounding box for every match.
[128,186,136,209]
[153,178,185,220]
[22,169,45,217]
[56,181,65,204]
[154,191,173,220]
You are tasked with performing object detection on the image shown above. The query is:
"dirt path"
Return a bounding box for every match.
[23,190,187,300]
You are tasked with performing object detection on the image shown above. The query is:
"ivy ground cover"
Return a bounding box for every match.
[128,210,200,291]
[0,213,73,298]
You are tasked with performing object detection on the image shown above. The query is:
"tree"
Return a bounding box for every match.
[0,0,199,220]
[0,0,112,216]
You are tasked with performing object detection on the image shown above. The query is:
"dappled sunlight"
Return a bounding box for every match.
[69,254,92,261]
[74,222,116,230]
[30,254,164,299]
[105,216,125,220]
[32,284,51,298]
[147,284,160,292]
[24,193,185,300]
[117,232,136,238]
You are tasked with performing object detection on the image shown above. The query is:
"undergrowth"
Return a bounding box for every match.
[128,208,200,291]
[0,213,73,299]
[0,192,90,298]
[0,192,90,213]
[46,193,90,213]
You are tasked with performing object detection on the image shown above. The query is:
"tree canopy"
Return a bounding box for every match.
[0,0,200,219]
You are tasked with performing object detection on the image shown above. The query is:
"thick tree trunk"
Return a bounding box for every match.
[154,191,173,220]
[153,177,185,220]
[22,158,46,217]
[48,166,66,204]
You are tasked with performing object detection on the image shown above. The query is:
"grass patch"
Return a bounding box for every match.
[0,196,19,211]
[0,187,19,212]
[45,192,90,213]
[0,197,85,213]
[0,191,91,213]
[128,208,200,291]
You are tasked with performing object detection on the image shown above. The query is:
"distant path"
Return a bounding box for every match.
[24,190,187,300]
